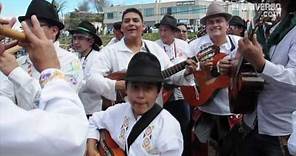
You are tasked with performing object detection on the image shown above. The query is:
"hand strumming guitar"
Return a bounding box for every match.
[237,33,266,73]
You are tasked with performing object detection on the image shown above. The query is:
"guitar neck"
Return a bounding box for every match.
[161,56,197,79]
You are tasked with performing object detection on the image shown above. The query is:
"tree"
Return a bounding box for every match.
[51,0,66,15]
[91,0,110,12]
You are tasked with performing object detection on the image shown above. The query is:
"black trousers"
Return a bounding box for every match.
[164,99,191,156]
[241,128,291,156]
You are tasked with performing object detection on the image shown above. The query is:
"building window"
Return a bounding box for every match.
[144,8,154,17]
[107,12,114,19]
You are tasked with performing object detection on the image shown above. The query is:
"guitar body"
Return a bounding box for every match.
[185,53,229,106]
[98,129,126,156]
[229,55,264,114]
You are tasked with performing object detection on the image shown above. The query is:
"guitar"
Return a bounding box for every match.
[97,129,125,156]
[102,45,219,107]
[181,52,229,106]
[228,21,265,114]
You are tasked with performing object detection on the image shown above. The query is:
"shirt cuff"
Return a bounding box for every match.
[39,68,65,88]
[8,67,32,87]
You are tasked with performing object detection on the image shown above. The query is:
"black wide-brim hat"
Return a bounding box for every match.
[69,21,103,49]
[125,52,163,83]
[18,0,64,30]
[229,16,247,29]
[155,14,180,32]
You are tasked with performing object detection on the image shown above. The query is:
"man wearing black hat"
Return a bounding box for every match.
[155,14,193,156]
[189,2,241,155]
[107,21,124,45]
[0,7,88,155]
[69,20,103,117]
[228,16,247,37]
[0,0,83,111]
[87,52,183,156]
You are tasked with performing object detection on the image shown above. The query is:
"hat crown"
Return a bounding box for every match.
[18,0,64,29]
[155,14,179,31]
[125,52,163,82]
[206,2,227,17]
[77,21,97,34]
[200,2,232,25]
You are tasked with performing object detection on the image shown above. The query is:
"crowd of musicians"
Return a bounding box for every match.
[0,0,296,156]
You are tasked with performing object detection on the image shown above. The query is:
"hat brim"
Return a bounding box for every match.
[200,13,232,25]
[124,76,163,83]
[69,28,102,47]
[154,23,180,32]
[18,16,64,30]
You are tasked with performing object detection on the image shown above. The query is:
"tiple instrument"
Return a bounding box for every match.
[228,19,265,114]
[182,51,229,106]
[97,129,125,156]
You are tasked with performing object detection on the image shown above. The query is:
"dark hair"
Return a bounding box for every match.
[125,81,162,93]
[122,8,143,22]
[39,19,60,41]
[177,23,188,29]
[113,21,122,31]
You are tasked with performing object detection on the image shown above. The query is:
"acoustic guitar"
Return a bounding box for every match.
[228,22,265,114]
[102,45,219,107]
[97,129,125,156]
[181,52,229,106]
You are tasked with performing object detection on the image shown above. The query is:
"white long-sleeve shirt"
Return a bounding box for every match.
[78,49,103,114]
[244,26,296,136]
[86,39,193,105]
[0,42,83,110]
[189,34,241,115]
[155,38,192,101]
[0,69,88,156]
[88,102,183,156]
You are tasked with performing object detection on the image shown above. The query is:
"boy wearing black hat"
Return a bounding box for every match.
[87,52,183,156]
[69,20,103,117]
[0,0,83,111]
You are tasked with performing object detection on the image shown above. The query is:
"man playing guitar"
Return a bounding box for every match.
[188,2,241,155]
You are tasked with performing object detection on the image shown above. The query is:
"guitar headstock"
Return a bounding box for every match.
[194,44,220,63]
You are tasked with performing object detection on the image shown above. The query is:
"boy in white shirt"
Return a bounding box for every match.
[87,52,183,156]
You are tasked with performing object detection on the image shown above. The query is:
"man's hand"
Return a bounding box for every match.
[115,80,126,90]
[238,34,266,72]
[86,139,101,156]
[218,58,232,75]
[0,50,18,76]
[184,59,198,75]
[19,15,59,72]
